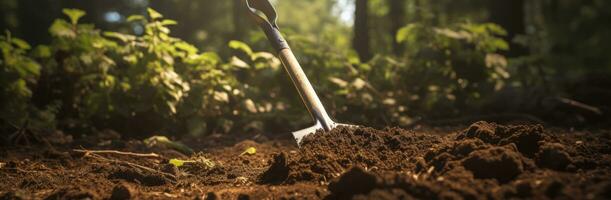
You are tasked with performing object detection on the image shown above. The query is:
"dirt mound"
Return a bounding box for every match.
[457,121,547,156]
[262,126,441,183]
[320,121,611,199]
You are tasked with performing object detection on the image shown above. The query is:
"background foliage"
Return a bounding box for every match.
[1,0,610,138]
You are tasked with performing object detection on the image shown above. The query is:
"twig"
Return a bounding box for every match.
[554,97,603,115]
[83,153,177,182]
[73,149,162,159]
[7,167,39,173]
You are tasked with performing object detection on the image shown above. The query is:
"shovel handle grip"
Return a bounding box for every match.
[278,49,334,131]
[260,24,289,51]
[245,0,288,51]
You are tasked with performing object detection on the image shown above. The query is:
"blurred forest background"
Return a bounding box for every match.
[1,0,610,139]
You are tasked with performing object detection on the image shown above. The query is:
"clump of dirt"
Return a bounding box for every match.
[270,126,442,183]
[110,181,137,200]
[462,145,524,183]
[536,142,573,170]
[260,152,290,183]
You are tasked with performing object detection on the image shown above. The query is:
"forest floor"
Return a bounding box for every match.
[1,121,610,199]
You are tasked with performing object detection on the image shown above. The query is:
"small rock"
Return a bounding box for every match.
[110,182,136,200]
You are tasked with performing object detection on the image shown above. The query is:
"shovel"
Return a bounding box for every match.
[244,0,357,145]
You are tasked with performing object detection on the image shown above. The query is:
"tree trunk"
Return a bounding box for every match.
[488,0,528,57]
[388,0,406,55]
[353,0,371,61]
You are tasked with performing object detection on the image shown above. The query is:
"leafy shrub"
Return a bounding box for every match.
[0,32,40,125]
[43,9,117,121]
[41,8,244,135]
[371,22,510,121]
[0,8,512,136]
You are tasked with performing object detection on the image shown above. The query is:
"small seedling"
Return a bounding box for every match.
[168,158,189,167]
[168,156,215,169]
[240,147,257,156]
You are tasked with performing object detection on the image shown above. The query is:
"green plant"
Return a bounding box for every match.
[43,8,117,122]
[0,32,41,125]
[388,22,510,118]
[39,8,240,135]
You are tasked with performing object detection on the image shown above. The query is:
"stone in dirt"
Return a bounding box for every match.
[110,181,137,200]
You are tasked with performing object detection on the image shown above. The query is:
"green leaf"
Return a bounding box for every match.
[485,23,507,36]
[147,8,163,20]
[169,158,186,167]
[127,15,146,22]
[168,157,215,168]
[160,19,177,26]
[175,42,198,55]
[240,147,257,156]
[228,40,253,55]
[62,8,86,25]
[493,39,509,51]
[198,52,221,65]
[104,31,136,42]
[396,24,419,43]
[230,56,250,69]
[32,45,52,58]
[11,38,30,50]
[49,20,75,38]
[20,61,41,77]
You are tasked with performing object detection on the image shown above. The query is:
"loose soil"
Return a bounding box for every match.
[1,121,610,199]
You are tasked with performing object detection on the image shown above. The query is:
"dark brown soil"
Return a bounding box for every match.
[1,121,610,199]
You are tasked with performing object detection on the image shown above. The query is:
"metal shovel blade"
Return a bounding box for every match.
[292,121,357,145]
